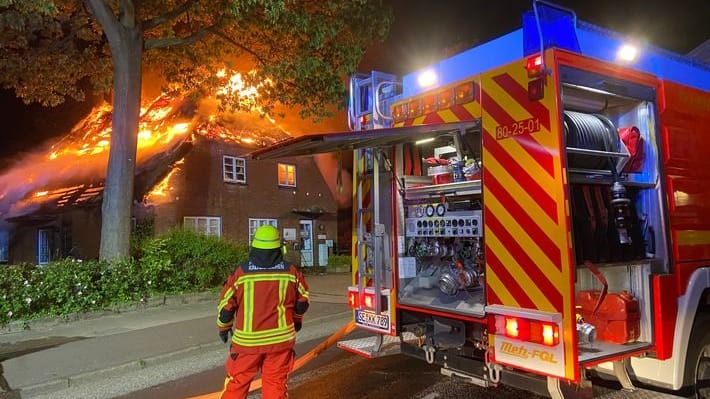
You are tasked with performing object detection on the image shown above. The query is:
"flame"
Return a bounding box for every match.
[145,159,184,203]
[1,69,293,220]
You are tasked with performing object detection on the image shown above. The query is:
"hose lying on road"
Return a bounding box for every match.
[186,320,357,399]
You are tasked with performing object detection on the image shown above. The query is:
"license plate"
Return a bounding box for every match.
[355,309,390,332]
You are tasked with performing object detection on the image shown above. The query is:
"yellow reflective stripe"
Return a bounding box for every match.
[234,325,295,338]
[244,281,254,332]
[232,330,295,347]
[218,286,234,312]
[278,279,287,329]
[298,283,309,298]
[217,320,232,328]
[236,274,296,284]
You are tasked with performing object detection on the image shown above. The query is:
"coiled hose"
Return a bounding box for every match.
[563,111,620,170]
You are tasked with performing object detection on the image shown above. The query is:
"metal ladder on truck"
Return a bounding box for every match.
[348,71,399,131]
[338,71,409,358]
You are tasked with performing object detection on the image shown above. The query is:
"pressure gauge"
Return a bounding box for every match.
[415,206,424,218]
[436,203,446,216]
[425,204,435,217]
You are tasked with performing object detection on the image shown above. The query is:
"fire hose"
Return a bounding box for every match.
[185,320,357,399]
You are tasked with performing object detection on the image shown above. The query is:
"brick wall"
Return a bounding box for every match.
[148,137,340,266]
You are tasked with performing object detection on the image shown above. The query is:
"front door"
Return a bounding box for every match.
[299,220,314,267]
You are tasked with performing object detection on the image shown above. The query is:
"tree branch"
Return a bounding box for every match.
[209,28,267,66]
[144,24,213,49]
[85,0,121,42]
[119,0,137,29]
[143,0,198,30]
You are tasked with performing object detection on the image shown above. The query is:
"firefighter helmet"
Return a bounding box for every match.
[252,225,281,249]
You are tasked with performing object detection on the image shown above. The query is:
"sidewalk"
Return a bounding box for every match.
[0,271,352,398]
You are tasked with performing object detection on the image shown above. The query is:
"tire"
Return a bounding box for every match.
[684,312,710,399]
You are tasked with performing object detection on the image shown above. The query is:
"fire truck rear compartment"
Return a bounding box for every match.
[561,68,661,363]
[395,69,663,374]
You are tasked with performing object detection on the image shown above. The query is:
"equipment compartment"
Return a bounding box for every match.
[396,131,486,317]
[561,67,662,359]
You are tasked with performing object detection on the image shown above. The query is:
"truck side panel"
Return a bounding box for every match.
[659,80,710,293]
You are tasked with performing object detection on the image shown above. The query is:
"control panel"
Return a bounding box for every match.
[405,203,482,237]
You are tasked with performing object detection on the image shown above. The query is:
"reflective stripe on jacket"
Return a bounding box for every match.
[217,261,309,353]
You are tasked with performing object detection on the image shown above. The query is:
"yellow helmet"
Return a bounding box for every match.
[252,225,281,249]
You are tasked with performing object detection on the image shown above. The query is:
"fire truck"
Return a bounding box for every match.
[252,2,710,397]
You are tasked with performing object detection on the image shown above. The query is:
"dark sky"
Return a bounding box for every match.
[369,0,710,74]
[1,0,708,163]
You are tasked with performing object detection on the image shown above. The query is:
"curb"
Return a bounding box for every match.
[0,291,216,335]
[15,310,353,398]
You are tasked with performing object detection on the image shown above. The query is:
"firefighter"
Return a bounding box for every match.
[216,225,310,399]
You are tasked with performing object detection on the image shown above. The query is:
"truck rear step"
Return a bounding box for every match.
[337,332,416,358]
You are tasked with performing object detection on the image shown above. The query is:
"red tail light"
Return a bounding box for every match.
[526,55,544,77]
[494,315,559,346]
[348,291,358,308]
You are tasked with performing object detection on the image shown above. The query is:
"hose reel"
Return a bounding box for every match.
[563,110,621,170]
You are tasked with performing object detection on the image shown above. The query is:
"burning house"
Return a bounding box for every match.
[0,78,345,267]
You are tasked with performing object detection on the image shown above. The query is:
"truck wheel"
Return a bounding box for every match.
[685,313,710,399]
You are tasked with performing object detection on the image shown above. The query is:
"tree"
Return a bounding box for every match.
[0,0,391,260]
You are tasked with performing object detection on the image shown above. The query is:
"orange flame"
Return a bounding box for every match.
[2,69,292,219]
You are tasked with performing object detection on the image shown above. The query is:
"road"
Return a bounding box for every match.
[120,334,531,399]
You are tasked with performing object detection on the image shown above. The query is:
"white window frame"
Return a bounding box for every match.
[37,228,51,265]
[277,163,296,187]
[0,230,8,263]
[183,216,222,237]
[248,218,278,246]
[223,156,247,184]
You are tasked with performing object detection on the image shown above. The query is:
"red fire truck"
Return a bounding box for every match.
[253,2,710,397]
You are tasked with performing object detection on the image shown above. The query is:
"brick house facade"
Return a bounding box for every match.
[3,135,342,267]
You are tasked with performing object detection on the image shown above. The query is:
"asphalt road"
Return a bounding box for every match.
[119,333,536,399]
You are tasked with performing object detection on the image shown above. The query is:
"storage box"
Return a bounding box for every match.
[577,290,640,344]
[427,165,452,185]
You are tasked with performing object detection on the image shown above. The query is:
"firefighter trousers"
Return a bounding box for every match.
[219,348,295,399]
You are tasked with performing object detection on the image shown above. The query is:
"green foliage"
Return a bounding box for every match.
[1,0,392,118]
[327,255,352,268]
[0,229,249,326]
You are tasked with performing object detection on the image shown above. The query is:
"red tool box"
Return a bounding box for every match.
[577,290,640,344]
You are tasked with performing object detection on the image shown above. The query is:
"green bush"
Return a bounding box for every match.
[327,255,352,270]
[0,229,250,326]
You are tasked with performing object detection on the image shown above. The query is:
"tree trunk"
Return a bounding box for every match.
[99,27,143,261]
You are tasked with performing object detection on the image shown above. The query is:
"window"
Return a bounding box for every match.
[184,216,221,237]
[223,156,247,183]
[277,163,296,187]
[0,231,8,263]
[248,218,278,246]
[37,229,52,265]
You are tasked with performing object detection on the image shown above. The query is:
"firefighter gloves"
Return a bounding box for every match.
[219,328,232,343]
[294,321,302,332]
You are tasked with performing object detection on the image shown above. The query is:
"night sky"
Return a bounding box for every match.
[1,0,708,163]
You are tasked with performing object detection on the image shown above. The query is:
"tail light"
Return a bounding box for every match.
[494,315,559,346]
[525,55,544,77]
[347,287,388,311]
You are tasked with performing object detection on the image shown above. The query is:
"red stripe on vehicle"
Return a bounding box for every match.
[487,284,502,306]
[492,73,551,130]
[485,243,537,310]
[450,104,476,121]
[486,208,563,312]
[481,90,555,177]
[485,174,562,270]
[423,112,445,124]
[483,129,558,224]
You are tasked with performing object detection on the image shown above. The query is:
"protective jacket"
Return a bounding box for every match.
[217,248,309,354]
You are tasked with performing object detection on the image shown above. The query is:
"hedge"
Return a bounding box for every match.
[0,229,249,326]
